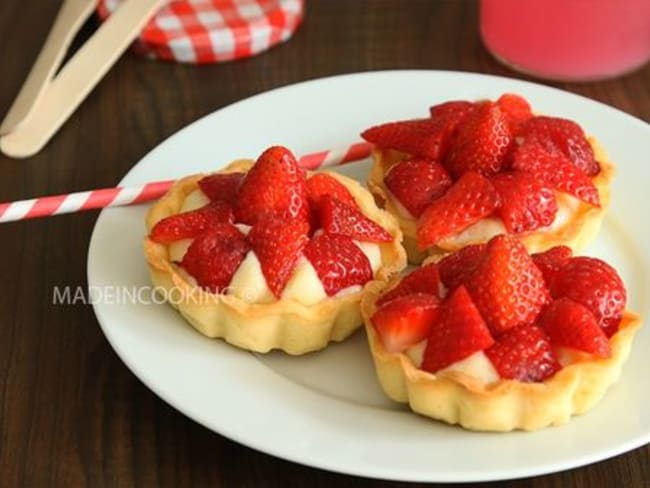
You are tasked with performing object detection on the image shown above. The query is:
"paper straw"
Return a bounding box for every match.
[0,142,373,223]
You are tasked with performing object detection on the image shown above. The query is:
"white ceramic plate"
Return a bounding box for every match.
[87,71,650,482]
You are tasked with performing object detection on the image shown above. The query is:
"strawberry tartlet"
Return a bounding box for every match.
[144,146,406,355]
[364,94,614,263]
[361,234,642,431]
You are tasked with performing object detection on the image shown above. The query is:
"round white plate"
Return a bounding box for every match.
[88,71,650,482]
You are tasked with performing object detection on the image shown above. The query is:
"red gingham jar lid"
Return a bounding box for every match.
[97,0,304,64]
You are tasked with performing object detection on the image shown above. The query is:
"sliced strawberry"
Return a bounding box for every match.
[377,264,442,306]
[524,116,600,176]
[248,216,309,297]
[485,325,560,382]
[531,246,573,287]
[512,142,600,207]
[198,172,245,204]
[496,93,533,137]
[550,257,626,337]
[150,201,234,244]
[416,171,500,250]
[306,173,356,208]
[319,195,392,242]
[538,298,611,358]
[371,293,441,353]
[180,224,249,293]
[384,158,452,217]
[421,286,494,373]
[490,171,558,233]
[304,234,373,296]
[438,243,487,291]
[235,146,309,225]
[429,100,475,120]
[444,101,513,178]
[465,235,550,336]
[361,114,468,161]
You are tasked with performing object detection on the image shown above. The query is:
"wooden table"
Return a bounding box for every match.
[1,1,648,486]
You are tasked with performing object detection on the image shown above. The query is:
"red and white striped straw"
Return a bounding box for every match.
[0,142,373,223]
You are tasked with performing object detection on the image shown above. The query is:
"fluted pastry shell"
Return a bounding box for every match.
[144,160,407,355]
[367,138,614,264]
[360,278,642,432]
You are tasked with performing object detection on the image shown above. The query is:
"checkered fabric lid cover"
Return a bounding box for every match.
[97,0,304,63]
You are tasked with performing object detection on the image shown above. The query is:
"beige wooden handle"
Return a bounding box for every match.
[0,0,96,135]
[0,0,166,159]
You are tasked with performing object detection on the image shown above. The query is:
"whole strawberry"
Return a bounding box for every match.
[550,257,626,337]
[236,146,309,225]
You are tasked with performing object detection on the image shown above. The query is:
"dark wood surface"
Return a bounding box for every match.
[1,1,648,486]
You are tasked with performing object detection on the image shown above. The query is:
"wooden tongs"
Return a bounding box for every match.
[0,0,166,158]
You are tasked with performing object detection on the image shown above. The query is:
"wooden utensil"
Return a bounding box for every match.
[0,0,166,158]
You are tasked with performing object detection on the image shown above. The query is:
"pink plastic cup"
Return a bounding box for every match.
[480,0,650,81]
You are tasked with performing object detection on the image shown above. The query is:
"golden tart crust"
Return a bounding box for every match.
[360,278,642,432]
[144,160,407,355]
[367,138,614,264]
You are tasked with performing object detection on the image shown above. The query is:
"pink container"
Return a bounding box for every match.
[480,0,650,81]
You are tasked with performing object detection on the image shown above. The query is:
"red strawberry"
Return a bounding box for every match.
[180,224,249,293]
[150,201,234,244]
[306,173,356,208]
[248,216,309,297]
[303,234,373,296]
[319,195,392,243]
[550,257,626,337]
[361,113,469,161]
[532,246,573,287]
[512,142,600,206]
[421,286,494,373]
[465,235,550,336]
[444,101,513,178]
[384,158,452,217]
[429,100,475,120]
[198,172,245,204]
[485,325,560,382]
[524,116,600,176]
[236,146,309,225]
[438,243,487,291]
[496,93,533,137]
[538,298,611,357]
[416,171,500,250]
[371,293,441,353]
[377,264,442,307]
[490,171,558,233]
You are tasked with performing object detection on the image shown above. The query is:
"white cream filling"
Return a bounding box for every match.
[405,342,500,384]
[354,240,382,273]
[181,189,210,212]
[554,346,591,367]
[228,251,275,304]
[281,257,328,305]
[168,238,193,262]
